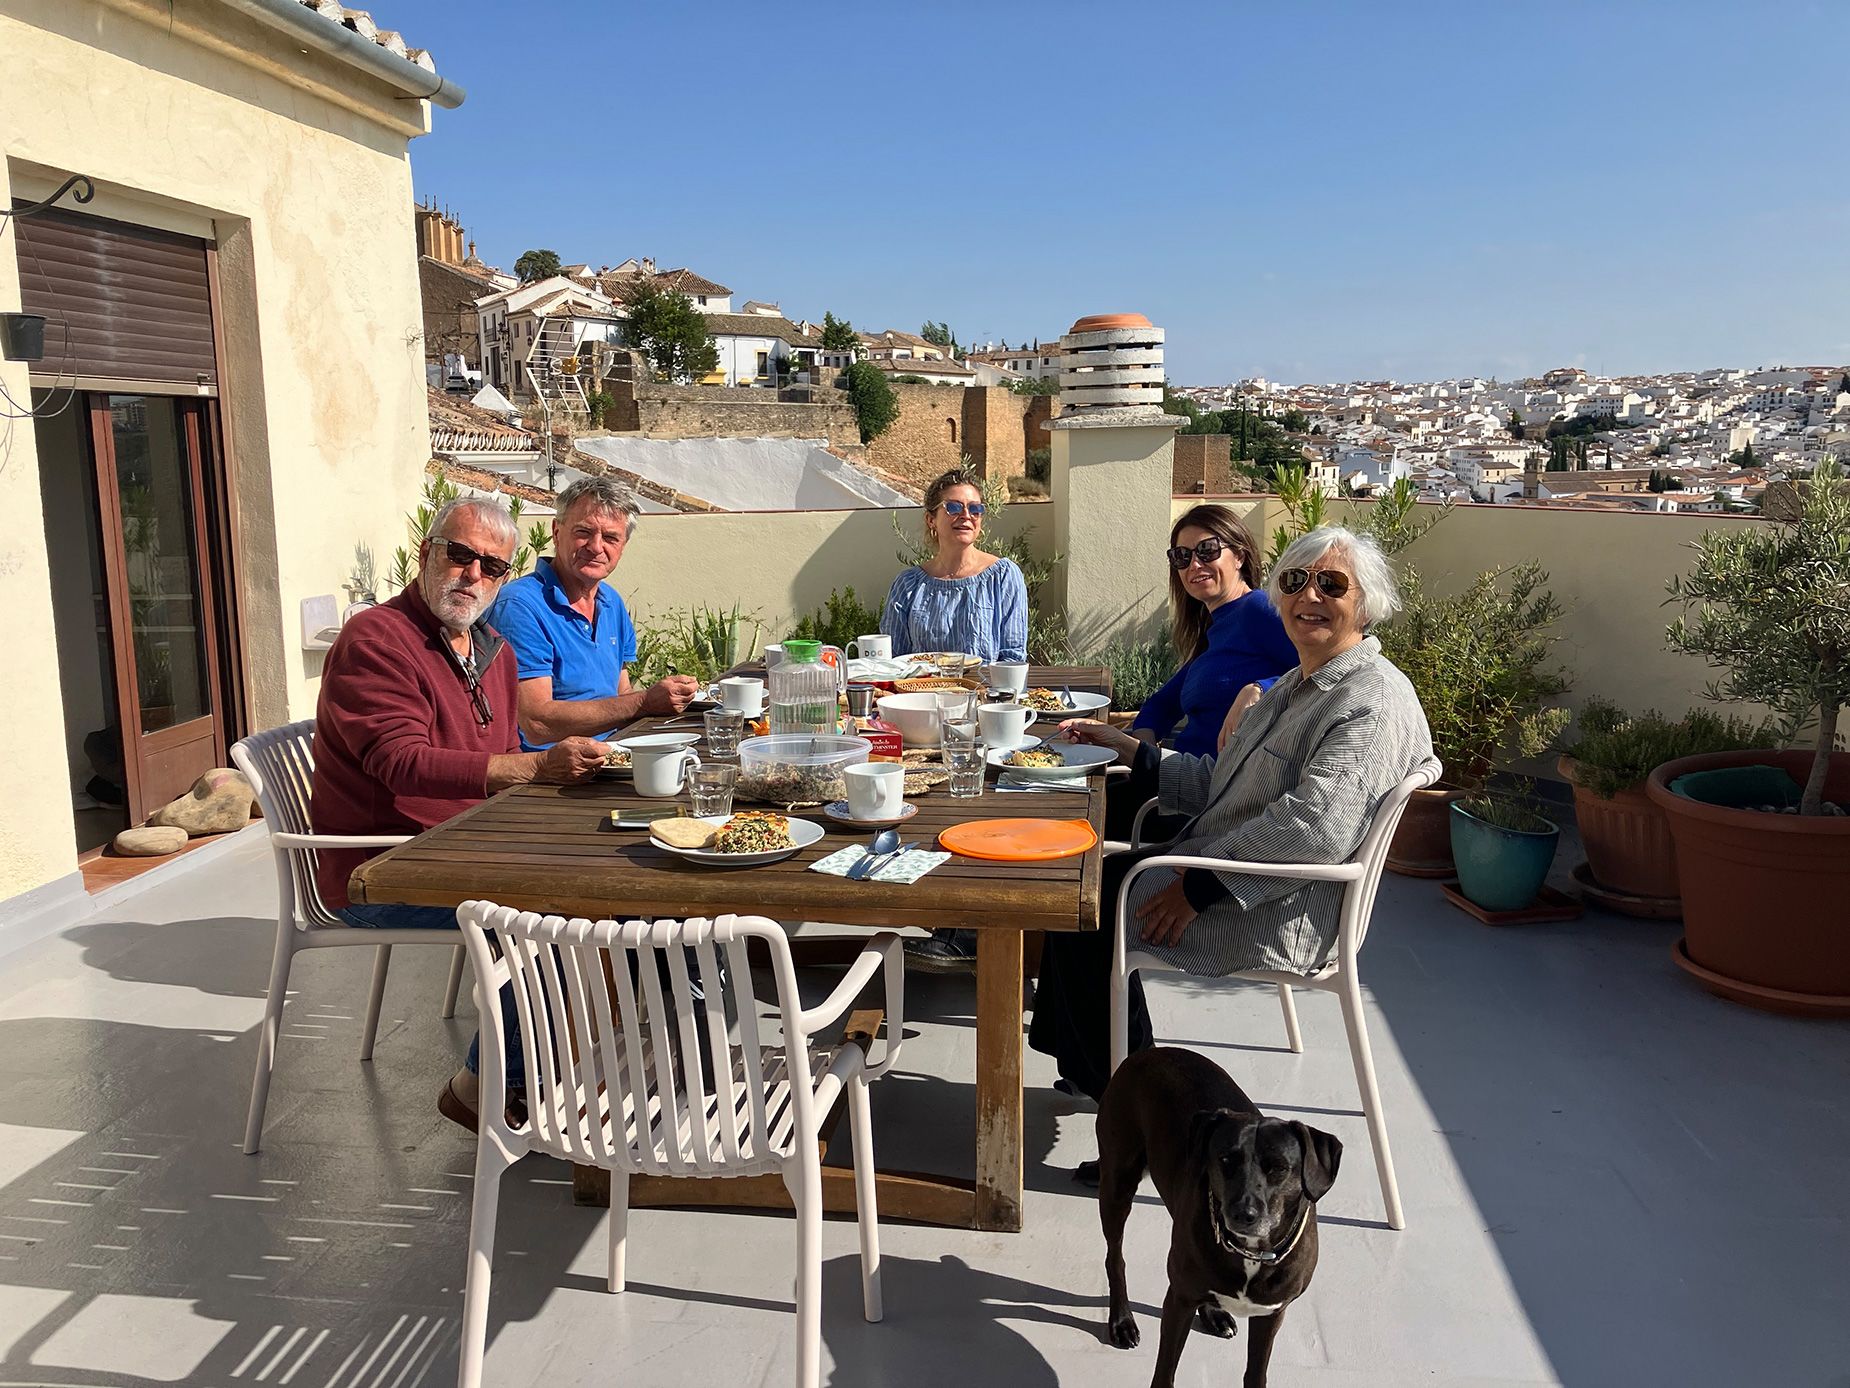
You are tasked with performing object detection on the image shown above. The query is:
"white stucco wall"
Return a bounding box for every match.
[0,0,435,902]
[576,436,913,510]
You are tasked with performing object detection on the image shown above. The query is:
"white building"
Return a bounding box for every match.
[474,277,624,400]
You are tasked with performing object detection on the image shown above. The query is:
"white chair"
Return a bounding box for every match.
[231,721,469,1154]
[455,901,905,1388]
[1109,767,1439,1229]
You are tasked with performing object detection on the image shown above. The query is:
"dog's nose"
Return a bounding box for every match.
[1234,1197,1264,1226]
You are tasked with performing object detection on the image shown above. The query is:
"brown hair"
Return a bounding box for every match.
[1167,504,1263,663]
[922,467,983,546]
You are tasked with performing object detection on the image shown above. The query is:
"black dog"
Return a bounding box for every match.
[1097,1046,1341,1388]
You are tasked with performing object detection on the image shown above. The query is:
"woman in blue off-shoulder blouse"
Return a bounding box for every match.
[882,469,1028,664]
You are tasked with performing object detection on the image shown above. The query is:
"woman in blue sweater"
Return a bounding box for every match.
[1133,505,1297,756]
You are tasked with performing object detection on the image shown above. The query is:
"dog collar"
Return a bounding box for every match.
[1228,1202,1312,1265]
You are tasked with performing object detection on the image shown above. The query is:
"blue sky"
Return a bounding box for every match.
[388,1,1850,385]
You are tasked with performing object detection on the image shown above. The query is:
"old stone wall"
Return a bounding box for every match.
[606,376,861,449]
[1172,434,1234,494]
[962,386,1032,480]
[864,382,970,486]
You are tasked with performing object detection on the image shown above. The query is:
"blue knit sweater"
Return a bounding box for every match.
[1132,590,1298,756]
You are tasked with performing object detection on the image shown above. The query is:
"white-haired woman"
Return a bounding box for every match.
[1029,527,1440,1108]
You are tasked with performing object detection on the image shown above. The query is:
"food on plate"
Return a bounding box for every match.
[1020,688,1072,714]
[1006,747,1065,769]
[651,817,719,849]
[712,811,793,854]
[603,743,632,768]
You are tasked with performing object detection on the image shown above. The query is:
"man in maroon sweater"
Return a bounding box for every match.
[314,496,604,1128]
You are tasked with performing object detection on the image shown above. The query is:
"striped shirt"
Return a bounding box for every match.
[881,558,1028,663]
[1135,636,1440,976]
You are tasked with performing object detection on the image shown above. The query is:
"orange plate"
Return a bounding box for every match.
[938,818,1099,862]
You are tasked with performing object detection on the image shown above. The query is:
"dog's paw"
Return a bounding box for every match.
[1194,1302,1238,1339]
[1106,1312,1140,1350]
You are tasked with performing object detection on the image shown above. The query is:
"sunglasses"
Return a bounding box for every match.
[1167,537,1238,570]
[1277,567,1354,599]
[435,537,512,581]
[937,499,985,518]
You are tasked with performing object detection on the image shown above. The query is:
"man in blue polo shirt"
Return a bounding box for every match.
[488,476,700,749]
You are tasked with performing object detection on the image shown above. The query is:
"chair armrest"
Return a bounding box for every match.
[1121,853,1365,887]
[797,933,906,1078]
[271,832,414,850]
[1128,795,1164,849]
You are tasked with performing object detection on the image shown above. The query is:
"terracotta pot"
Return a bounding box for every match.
[1558,754,1682,903]
[1067,312,1152,334]
[1646,749,1850,1017]
[1385,783,1467,877]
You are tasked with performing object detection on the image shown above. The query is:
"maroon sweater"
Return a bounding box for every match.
[312,587,517,909]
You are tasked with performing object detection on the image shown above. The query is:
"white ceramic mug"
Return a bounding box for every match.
[847,634,893,660]
[762,643,784,668]
[986,661,1029,695]
[843,762,906,820]
[627,737,703,798]
[978,701,1039,749]
[719,676,765,715]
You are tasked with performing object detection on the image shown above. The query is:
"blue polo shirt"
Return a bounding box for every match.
[487,559,638,750]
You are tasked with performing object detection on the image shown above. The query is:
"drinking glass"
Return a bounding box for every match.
[936,687,977,724]
[703,708,745,759]
[936,653,970,683]
[941,718,981,750]
[945,741,987,798]
[688,763,738,817]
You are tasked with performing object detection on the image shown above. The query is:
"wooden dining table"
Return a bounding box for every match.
[348,664,1114,1233]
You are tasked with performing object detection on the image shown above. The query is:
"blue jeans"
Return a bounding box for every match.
[336,903,521,1089]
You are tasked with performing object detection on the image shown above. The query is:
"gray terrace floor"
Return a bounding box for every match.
[0,826,1845,1387]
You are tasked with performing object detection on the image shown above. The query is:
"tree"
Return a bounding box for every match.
[820,310,859,354]
[1728,442,1759,469]
[921,320,964,360]
[514,249,562,284]
[1161,385,1203,426]
[623,277,719,382]
[1667,455,1850,815]
[1279,408,1310,433]
[1648,469,1666,493]
[1507,409,1525,440]
[842,361,898,443]
[1009,375,1059,396]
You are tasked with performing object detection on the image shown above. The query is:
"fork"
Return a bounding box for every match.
[855,839,914,881]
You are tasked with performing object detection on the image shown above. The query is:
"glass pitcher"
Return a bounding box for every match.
[768,639,845,735]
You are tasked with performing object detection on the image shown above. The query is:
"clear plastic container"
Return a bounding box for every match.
[769,639,843,735]
[736,734,871,805]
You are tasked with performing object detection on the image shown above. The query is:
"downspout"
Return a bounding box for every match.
[216,0,467,109]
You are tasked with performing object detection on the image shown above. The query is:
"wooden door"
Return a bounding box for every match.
[88,394,228,821]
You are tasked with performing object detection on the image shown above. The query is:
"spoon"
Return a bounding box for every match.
[849,827,902,880]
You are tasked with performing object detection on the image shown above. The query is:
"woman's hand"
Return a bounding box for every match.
[1056,718,1141,766]
[1135,880,1198,948]
[1216,683,1264,753]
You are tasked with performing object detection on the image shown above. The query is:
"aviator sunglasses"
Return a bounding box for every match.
[1167,537,1238,570]
[1277,567,1354,599]
[937,499,985,518]
[435,537,512,581]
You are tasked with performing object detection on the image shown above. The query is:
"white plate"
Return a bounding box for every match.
[1015,690,1111,718]
[650,815,825,866]
[823,800,918,827]
[984,742,1117,779]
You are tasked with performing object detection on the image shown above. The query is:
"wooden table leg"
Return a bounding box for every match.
[974,928,1025,1232]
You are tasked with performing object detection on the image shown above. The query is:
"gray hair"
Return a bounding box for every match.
[556,475,641,536]
[1267,526,1401,627]
[428,496,518,555]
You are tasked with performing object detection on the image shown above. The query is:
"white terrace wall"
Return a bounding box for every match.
[615,499,1054,635]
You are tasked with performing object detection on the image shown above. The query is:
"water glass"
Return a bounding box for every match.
[936,653,970,682]
[688,763,738,817]
[703,707,745,758]
[945,740,987,798]
[942,718,981,750]
[936,687,978,724]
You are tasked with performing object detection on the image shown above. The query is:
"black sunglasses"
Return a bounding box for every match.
[938,499,985,518]
[1277,567,1354,599]
[1167,537,1237,571]
[435,537,512,581]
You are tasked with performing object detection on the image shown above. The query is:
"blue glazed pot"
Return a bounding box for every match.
[1450,802,1560,912]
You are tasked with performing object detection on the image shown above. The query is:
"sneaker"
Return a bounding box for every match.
[904,930,978,973]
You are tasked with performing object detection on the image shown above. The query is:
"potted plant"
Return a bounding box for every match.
[1377,562,1572,875]
[1558,699,1772,913]
[1649,456,1850,1014]
[1450,780,1561,911]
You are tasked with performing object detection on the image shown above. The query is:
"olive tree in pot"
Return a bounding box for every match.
[1650,456,1850,1014]
[1558,699,1772,914]
[1376,562,1572,875]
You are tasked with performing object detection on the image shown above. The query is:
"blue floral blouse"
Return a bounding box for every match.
[881,559,1029,663]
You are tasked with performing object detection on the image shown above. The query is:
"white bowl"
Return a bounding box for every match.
[877,692,947,748]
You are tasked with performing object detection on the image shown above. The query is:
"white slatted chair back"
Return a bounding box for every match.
[1339,767,1438,959]
[460,903,817,1179]
[230,719,342,928]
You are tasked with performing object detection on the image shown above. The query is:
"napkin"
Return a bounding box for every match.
[809,843,951,884]
[845,657,925,682]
